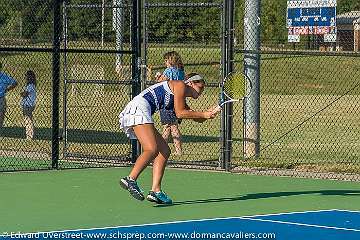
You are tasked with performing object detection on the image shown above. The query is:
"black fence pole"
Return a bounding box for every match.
[52,0,62,169]
[220,0,228,170]
[221,0,235,171]
[224,0,235,171]
[130,0,142,163]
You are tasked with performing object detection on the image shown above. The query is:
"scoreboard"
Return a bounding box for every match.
[287,7,336,27]
[287,0,337,42]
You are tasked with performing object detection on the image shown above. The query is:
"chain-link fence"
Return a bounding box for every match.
[0,0,56,171]
[0,0,359,181]
[231,0,360,180]
[142,1,224,168]
[0,0,138,171]
[61,0,135,168]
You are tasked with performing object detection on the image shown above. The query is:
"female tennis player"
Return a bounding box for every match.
[119,73,220,204]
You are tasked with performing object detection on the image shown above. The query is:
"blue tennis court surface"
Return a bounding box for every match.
[1,209,359,239]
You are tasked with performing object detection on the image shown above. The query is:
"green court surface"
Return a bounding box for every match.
[1,167,359,233]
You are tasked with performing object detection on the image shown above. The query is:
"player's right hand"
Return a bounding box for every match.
[209,105,221,115]
[204,110,219,119]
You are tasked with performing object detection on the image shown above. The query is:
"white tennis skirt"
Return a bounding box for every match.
[119,96,154,139]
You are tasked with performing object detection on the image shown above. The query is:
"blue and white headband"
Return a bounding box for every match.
[185,74,203,83]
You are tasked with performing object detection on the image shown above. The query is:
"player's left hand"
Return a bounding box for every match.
[209,105,221,115]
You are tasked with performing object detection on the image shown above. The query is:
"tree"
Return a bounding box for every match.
[337,0,360,13]
[1,0,359,44]
[261,0,288,43]
[1,0,53,42]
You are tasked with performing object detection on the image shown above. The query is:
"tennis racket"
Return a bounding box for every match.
[218,72,252,108]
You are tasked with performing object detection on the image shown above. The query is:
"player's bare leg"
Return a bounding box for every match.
[151,130,171,192]
[119,123,159,201]
[147,131,173,204]
[129,124,160,180]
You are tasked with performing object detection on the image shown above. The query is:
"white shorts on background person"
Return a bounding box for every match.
[119,96,154,139]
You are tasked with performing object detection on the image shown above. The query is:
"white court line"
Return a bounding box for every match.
[29,209,338,234]
[0,209,355,236]
[331,209,360,214]
[239,209,339,218]
[237,217,360,232]
[0,216,243,236]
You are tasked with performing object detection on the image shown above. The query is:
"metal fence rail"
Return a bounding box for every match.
[0,0,359,181]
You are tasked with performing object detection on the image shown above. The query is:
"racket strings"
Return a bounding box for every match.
[223,74,246,100]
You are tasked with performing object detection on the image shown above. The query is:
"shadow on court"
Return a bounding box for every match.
[154,190,360,207]
[0,127,233,144]
[0,126,128,144]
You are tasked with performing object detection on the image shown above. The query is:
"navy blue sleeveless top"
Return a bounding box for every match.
[140,81,174,115]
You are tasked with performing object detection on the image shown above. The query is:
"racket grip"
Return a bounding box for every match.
[212,105,222,114]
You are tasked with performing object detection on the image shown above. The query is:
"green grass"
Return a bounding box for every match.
[261,54,360,95]
[1,46,360,174]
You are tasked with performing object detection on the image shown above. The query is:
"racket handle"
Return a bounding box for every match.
[213,105,222,113]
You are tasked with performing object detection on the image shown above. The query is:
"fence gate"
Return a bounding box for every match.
[61,1,138,167]
[142,1,227,168]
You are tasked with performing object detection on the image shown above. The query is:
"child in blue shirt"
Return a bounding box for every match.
[156,51,185,155]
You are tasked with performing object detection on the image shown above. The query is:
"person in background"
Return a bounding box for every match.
[156,51,185,155]
[0,62,18,128]
[20,70,37,140]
